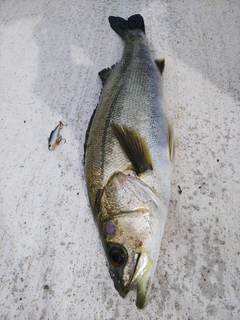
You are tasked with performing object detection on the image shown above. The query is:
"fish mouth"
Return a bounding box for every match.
[109,269,128,298]
[109,253,141,298]
[135,271,152,309]
[109,253,154,309]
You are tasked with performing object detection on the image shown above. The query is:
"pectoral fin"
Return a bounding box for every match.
[111,123,153,175]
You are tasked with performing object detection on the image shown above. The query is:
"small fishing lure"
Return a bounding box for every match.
[48,121,66,151]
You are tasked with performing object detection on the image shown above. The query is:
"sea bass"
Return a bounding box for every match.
[84,14,174,309]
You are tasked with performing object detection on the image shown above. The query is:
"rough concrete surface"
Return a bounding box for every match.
[0,0,239,319]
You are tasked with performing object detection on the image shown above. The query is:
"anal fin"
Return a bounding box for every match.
[98,64,118,85]
[111,123,153,175]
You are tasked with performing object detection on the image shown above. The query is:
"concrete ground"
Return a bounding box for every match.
[0,0,239,319]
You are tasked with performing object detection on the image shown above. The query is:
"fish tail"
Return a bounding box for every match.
[109,14,145,38]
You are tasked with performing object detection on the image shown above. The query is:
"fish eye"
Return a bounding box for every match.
[110,247,126,267]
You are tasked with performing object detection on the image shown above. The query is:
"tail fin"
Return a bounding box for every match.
[109,14,145,38]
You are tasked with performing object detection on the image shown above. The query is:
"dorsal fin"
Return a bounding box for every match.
[111,123,153,175]
[155,59,165,74]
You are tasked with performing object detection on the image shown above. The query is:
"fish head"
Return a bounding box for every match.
[98,172,167,308]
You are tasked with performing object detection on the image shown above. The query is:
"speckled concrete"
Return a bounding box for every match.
[0,1,239,319]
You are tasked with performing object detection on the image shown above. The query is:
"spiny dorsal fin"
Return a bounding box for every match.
[98,64,117,85]
[168,121,175,161]
[155,59,165,74]
[111,123,152,175]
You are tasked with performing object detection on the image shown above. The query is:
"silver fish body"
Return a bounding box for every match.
[84,14,174,308]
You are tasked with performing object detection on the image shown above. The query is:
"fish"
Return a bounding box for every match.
[84,14,174,309]
[48,121,66,151]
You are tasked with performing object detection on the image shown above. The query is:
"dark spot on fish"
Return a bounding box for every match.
[24,121,26,123]
[43,285,49,290]
[217,159,219,162]
[105,221,116,236]
[20,298,22,300]
[199,186,201,189]
[178,185,182,194]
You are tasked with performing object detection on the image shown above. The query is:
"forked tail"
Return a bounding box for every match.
[109,14,145,38]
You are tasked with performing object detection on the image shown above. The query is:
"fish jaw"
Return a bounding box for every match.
[106,236,161,309]
[99,172,167,308]
[135,255,155,309]
[108,250,155,303]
